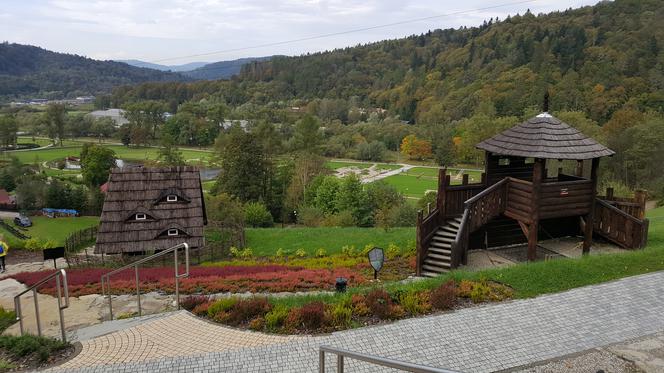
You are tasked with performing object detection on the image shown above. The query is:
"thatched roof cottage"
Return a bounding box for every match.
[95,167,207,254]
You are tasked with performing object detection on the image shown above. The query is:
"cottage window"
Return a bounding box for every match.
[167,229,179,236]
[498,158,510,166]
[525,158,535,164]
[135,213,147,220]
[166,195,178,202]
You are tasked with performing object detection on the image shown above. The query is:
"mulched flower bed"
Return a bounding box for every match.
[0,335,75,372]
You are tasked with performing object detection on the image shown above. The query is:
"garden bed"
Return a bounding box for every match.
[0,335,74,372]
[181,279,513,334]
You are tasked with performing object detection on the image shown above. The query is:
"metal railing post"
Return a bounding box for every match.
[175,248,180,310]
[101,243,190,320]
[318,346,460,373]
[33,288,41,336]
[337,355,344,373]
[13,269,69,341]
[135,266,141,316]
[319,350,325,373]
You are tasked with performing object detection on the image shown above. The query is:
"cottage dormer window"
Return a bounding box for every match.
[167,229,179,236]
[166,195,178,202]
[135,213,147,220]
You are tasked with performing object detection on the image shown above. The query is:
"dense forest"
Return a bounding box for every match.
[0,43,188,101]
[2,0,664,225]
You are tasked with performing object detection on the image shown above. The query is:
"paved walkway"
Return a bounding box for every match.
[47,271,664,372]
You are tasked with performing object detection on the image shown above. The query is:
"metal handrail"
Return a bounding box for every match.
[14,269,69,341]
[101,242,189,320]
[319,346,461,373]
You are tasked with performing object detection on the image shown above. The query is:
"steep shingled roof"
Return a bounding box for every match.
[95,166,206,254]
[476,113,615,160]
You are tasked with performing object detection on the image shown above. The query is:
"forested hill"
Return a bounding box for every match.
[0,43,188,101]
[235,0,663,124]
[183,56,273,80]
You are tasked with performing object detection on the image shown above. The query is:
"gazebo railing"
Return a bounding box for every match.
[101,242,189,320]
[14,269,69,341]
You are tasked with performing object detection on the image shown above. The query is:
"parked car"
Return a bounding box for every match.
[14,214,32,227]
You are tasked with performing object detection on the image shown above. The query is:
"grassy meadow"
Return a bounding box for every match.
[0,216,99,249]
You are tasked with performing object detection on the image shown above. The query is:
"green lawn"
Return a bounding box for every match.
[384,168,484,199]
[270,206,664,308]
[3,144,212,165]
[244,227,414,256]
[326,161,373,170]
[0,216,99,249]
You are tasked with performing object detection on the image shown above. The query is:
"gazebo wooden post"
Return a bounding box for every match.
[437,168,447,224]
[575,160,584,177]
[583,158,600,254]
[528,158,544,261]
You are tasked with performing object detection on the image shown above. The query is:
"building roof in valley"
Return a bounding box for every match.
[476,113,615,160]
[95,167,207,254]
[88,108,129,126]
[0,189,15,205]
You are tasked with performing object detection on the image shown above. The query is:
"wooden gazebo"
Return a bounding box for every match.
[416,113,650,277]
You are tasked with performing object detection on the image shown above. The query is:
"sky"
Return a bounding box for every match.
[1,0,600,65]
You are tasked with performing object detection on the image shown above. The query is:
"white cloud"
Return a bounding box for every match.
[1,0,600,64]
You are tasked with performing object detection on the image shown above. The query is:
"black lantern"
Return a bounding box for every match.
[335,277,348,292]
[367,247,385,280]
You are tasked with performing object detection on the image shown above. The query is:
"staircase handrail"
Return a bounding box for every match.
[100,242,189,320]
[14,269,69,341]
[451,179,509,267]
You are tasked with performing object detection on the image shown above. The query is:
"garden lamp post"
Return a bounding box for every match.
[367,247,384,280]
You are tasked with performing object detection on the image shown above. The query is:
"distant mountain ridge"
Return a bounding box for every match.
[118,57,272,80]
[183,56,273,80]
[0,42,188,101]
[117,59,208,72]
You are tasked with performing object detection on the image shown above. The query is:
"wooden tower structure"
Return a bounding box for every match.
[416,113,650,277]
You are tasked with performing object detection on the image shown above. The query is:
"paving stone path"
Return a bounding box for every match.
[47,271,664,372]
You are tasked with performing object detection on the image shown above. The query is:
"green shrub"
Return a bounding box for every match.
[0,335,68,363]
[386,243,401,260]
[341,245,357,257]
[330,302,353,328]
[398,291,431,315]
[207,297,238,318]
[229,247,253,259]
[430,280,457,310]
[0,307,16,333]
[24,238,43,251]
[265,304,290,331]
[294,249,307,258]
[315,248,327,258]
[244,202,274,227]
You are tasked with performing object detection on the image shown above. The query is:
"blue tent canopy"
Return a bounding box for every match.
[42,208,79,216]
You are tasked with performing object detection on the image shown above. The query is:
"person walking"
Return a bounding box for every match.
[0,235,8,273]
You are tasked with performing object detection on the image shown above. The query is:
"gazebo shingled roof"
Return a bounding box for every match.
[476,113,614,160]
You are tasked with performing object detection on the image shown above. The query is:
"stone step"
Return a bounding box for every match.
[429,242,451,250]
[432,235,454,244]
[442,226,458,235]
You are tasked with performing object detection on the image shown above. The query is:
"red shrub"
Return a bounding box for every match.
[284,308,301,331]
[9,265,365,297]
[430,280,457,310]
[180,295,209,311]
[365,288,392,319]
[298,301,327,330]
[227,297,272,326]
[192,302,210,316]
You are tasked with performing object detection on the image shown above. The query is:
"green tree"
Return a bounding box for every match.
[158,134,185,166]
[244,201,274,227]
[0,115,18,149]
[291,115,322,154]
[335,174,372,226]
[80,143,117,186]
[213,128,269,202]
[45,103,66,146]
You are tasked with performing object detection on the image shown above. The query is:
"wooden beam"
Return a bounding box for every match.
[436,168,447,221]
[518,221,529,238]
[416,210,423,276]
[528,158,544,261]
[582,158,600,254]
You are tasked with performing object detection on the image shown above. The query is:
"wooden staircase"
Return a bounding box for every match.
[421,217,461,277]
